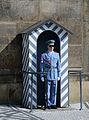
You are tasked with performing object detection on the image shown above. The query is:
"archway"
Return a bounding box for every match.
[37,30,60,107]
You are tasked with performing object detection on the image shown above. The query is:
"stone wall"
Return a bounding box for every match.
[0,0,89,104]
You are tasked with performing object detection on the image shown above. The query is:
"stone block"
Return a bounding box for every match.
[8,83,22,104]
[0,0,39,21]
[0,83,22,104]
[57,19,82,44]
[0,44,21,69]
[40,0,57,19]
[0,69,22,83]
[83,44,89,73]
[83,22,89,45]
[0,35,22,69]
[0,44,8,53]
[0,50,21,69]
[0,70,22,105]
[69,79,89,103]
[83,0,89,22]
[68,19,83,45]
[82,22,89,72]
[0,36,11,45]
[69,81,80,103]
[40,0,82,20]
[0,22,16,37]
[68,45,82,67]
[0,84,8,104]
[16,21,35,33]
[57,0,82,20]
[11,0,39,21]
[0,0,11,20]
[82,81,89,101]
[0,75,15,84]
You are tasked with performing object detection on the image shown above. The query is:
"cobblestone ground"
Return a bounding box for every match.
[0,103,89,120]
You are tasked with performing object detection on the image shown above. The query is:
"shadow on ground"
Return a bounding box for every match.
[0,105,44,120]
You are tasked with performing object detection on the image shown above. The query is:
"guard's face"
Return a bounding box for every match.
[48,45,54,51]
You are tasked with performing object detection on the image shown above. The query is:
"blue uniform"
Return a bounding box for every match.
[40,50,61,107]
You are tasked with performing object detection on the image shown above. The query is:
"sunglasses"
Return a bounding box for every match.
[49,45,54,47]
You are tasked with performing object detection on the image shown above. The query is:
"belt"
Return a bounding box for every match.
[45,66,57,69]
[51,66,57,69]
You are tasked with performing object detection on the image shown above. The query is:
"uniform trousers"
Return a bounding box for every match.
[47,80,58,107]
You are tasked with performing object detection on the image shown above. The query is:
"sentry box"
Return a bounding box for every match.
[21,19,73,108]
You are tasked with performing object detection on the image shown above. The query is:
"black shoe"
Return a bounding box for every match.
[48,106,51,109]
[51,105,57,109]
[42,105,46,110]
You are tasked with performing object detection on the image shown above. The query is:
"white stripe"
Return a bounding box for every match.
[61,70,68,80]
[32,92,37,100]
[29,77,31,85]
[31,75,37,107]
[23,61,28,71]
[22,48,25,59]
[29,97,31,102]
[33,82,37,87]
[59,30,66,38]
[29,64,36,72]
[29,60,36,71]
[23,90,28,104]
[23,73,28,87]
[61,61,68,73]
[23,74,27,86]
[61,36,68,47]
[33,83,37,92]
[23,78,30,96]
[37,28,43,33]
[61,79,68,90]
[61,96,68,107]
[23,34,28,47]
[61,53,68,64]
[61,43,68,54]
[31,31,39,38]
[29,36,36,46]
[60,42,63,50]
[29,87,31,94]
[33,77,37,88]
[29,62,31,68]
[23,53,29,67]
[29,96,37,106]
[22,45,27,59]
[55,27,61,33]
[61,88,68,98]
[23,50,29,66]
[29,53,36,63]
[33,101,37,107]
[23,76,30,96]
[49,24,56,30]
[42,25,48,30]
[33,75,36,81]
[29,44,36,53]
[62,36,68,44]
[23,87,29,104]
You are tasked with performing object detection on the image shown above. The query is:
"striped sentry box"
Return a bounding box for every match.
[22,19,72,108]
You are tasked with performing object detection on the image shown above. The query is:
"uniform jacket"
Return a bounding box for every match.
[40,51,61,81]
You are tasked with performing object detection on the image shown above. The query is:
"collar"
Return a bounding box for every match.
[47,50,54,53]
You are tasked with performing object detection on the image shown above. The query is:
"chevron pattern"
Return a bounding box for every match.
[22,21,69,108]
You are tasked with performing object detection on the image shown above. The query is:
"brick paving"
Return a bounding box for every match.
[0,103,89,120]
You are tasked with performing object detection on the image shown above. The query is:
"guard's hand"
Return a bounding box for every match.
[58,77,60,81]
[41,77,44,82]
[42,79,44,82]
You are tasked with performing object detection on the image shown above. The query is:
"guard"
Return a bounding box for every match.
[40,39,61,109]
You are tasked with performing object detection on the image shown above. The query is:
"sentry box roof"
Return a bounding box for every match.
[20,19,73,35]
